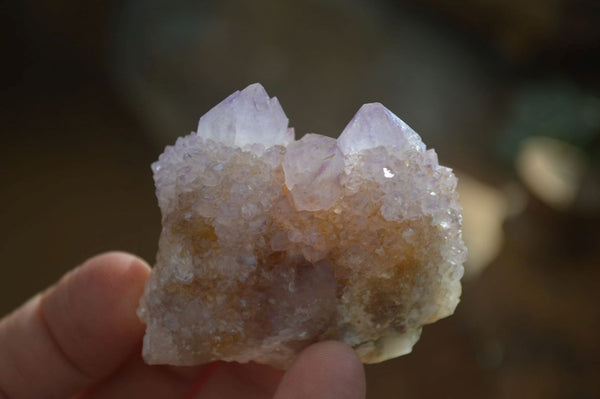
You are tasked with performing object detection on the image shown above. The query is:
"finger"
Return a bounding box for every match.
[273,341,366,399]
[80,354,194,399]
[191,362,284,399]
[87,357,283,399]
[0,252,150,399]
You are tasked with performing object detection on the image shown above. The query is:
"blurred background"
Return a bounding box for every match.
[1,0,599,397]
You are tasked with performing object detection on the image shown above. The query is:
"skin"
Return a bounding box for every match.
[0,252,366,399]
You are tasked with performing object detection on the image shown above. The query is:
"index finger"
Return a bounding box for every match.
[0,252,150,398]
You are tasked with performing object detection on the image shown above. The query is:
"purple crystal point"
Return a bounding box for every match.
[337,103,425,155]
[196,83,293,149]
[282,134,344,211]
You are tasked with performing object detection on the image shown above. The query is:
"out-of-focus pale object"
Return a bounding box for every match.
[516,136,587,210]
[458,174,520,277]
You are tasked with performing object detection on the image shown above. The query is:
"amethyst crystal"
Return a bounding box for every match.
[138,83,466,368]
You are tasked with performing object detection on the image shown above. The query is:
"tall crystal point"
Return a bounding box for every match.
[337,103,425,155]
[196,83,294,149]
[138,84,466,368]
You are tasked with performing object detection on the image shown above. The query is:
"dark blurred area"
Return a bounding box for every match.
[1,0,599,397]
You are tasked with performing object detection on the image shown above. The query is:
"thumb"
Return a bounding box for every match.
[274,341,366,399]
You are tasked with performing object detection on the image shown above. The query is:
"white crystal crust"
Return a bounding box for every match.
[139,83,466,368]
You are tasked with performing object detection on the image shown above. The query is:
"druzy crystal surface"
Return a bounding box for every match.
[138,83,466,368]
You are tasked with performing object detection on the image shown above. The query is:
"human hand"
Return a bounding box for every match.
[0,252,366,399]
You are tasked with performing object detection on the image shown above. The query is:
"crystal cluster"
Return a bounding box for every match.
[138,83,466,368]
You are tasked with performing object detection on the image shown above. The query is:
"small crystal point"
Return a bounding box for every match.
[196,83,292,149]
[282,134,344,211]
[337,103,426,155]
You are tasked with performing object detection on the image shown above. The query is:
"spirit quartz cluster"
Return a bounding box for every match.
[138,83,466,368]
